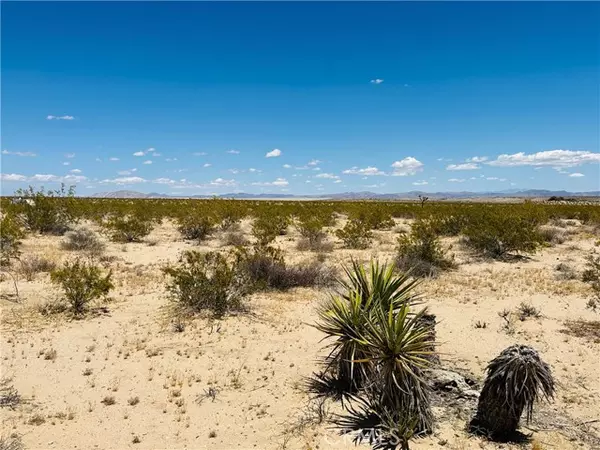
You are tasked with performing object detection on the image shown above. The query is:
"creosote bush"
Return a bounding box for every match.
[102,215,155,243]
[61,227,105,255]
[462,211,544,258]
[396,219,455,277]
[236,245,335,291]
[221,230,248,247]
[0,215,25,267]
[13,184,77,235]
[335,219,373,249]
[296,216,330,252]
[163,250,249,318]
[50,259,113,316]
[177,213,217,242]
[582,253,600,309]
[251,215,290,246]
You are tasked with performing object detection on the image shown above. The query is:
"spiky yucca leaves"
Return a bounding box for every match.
[356,302,435,434]
[315,260,422,392]
[338,259,422,311]
[470,345,555,440]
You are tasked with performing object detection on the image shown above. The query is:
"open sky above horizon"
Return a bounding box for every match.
[1,1,599,196]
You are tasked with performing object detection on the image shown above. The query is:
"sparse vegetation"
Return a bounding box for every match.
[163,250,248,318]
[516,302,542,321]
[582,253,600,309]
[50,259,114,316]
[395,219,455,277]
[177,212,217,242]
[61,227,106,254]
[335,219,373,249]
[13,184,77,235]
[0,215,25,267]
[101,215,155,242]
[18,255,56,281]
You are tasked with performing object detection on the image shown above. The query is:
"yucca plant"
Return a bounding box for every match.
[470,345,555,440]
[315,260,422,392]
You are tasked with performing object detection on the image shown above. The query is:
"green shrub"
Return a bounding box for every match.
[13,185,77,235]
[61,227,105,255]
[396,220,455,277]
[102,215,154,242]
[0,215,25,266]
[296,215,331,251]
[163,251,248,318]
[349,206,395,230]
[462,211,544,258]
[236,245,335,291]
[50,259,113,316]
[221,230,248,247]
[177,213,217,242]
[251,215,289,246]
[335,219,373,249]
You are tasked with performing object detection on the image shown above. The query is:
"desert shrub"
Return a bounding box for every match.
[396,220,455,277]
[236,245,335,291]
[221,230,248,247]
[217,207,245,231]
[554,262,577,280]
[462,211,544,258]
[296,216,328,247]
[177,213,217,242]
[163,251,248,318]
[50,259,113,316]
[335,219,373,249]
[13,184,77,235]
[430,214,470,236]
[101,215,154,243]
[349,206,395,230]
[538,225,568,245]
[296,236,334,252]
[251,215,290,246]
[61,227,105,255]
[582,253,600,309]
[19,255,56,281]
[0,215,24,267]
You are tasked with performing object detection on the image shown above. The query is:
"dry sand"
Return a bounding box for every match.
[1,218,599,450]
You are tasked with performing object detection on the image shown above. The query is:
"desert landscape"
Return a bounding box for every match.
[1,193,599,450]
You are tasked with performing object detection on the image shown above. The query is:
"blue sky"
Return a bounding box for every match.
[1,2,599,195]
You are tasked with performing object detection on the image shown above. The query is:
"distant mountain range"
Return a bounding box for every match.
[89,189,600,200]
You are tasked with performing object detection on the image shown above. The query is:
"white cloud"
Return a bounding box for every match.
[283,164,292,169]
[64,153,76,158]
[165,158,178,162]
[210,178,237,187]
[46,115,74,120]
[448,178,466,183]
[308,159,322,166]
[203,163,212,168]
[109,157,120,161]
[95,158,102,162]
[193,152,208,156]
[343,166,385,176]
[488,150,600,167]
[485,177,507,181]
[142,160,152,165]
[152,178,176,185]
[265,148,282,158]
[248,168,261,173]
[63,162,70,166]
[226,150,240,154]
[2,150,37,157]
[365,183,386,188]
[467,156,488,163]
[152,152,161,157]
[229,169,240,174]
[101,176,146,185]
[370,79,384,84]
[0,173,28,182]
[391,157,424,176]
[133,151,145,157]
[412,180,428,186]
[312,167,321,171]
[251,177,289,187]
[315,173,340,180]
[569,172,585,177]
[446,163,479,171]
[70,169,82,174]
[333,179,342,183]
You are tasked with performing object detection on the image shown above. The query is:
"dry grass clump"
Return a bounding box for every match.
[538,225,569,245]
[61,227,106,254]
[296,236,334,252]
[560,320,600,343]
[516,302,542,321]
[0,433,23,450]
[221,230,248,247]
[19,255,56,281]
[554,262,578,280]
[0,379,20,409]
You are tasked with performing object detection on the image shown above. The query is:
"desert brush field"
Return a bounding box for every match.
[1,188,599,450]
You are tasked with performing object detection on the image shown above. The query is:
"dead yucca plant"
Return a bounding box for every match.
[470,345,555,440]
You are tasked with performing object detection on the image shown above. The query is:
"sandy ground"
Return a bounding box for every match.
[1,218,599,450]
